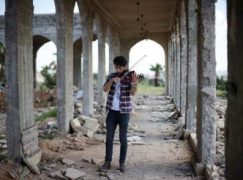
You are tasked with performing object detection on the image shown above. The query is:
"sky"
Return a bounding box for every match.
[0,0,227,76]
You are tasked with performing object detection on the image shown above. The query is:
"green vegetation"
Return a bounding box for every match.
[216,76,227,98]
[149,63,164,87]
[40,61,57,89]
[137,79,165,95]
[35,108,57,122]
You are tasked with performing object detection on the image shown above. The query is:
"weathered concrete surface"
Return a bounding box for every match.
[5,0,35,162]
[176,19,181,110]
[55,0,75,133]
[179,0,187,117]
[78,0,94,116]
[73,39,82,89]
[96,15,107,107]
[108,26,115,74]
[226,0,243,179]
[196,0,216,164]
[185,0,197,131]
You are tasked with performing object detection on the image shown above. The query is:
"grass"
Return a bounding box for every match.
[35,108,57,122]
[137,83,165,95]
[216,90,227,98]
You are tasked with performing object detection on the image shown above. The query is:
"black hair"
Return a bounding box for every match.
[113,56,128,67]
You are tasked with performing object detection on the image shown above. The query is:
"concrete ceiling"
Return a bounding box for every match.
[95,0,177,39]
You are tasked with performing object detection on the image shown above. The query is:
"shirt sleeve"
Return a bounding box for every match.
[104,73,114,84]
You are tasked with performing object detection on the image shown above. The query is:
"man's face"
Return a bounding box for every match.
[114,65,127,74]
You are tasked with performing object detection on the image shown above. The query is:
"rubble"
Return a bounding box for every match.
[64,168,86,179]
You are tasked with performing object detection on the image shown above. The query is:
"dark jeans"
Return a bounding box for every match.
[105,110,130,163]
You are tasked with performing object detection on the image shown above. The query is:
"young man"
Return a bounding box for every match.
[98,56,139,172]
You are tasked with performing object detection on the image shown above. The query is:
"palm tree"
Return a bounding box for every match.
[149,63,163,87]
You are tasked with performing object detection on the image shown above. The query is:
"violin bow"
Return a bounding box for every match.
[120,55,147,80]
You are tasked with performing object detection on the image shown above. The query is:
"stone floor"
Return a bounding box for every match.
[37,95,194,180]
[0,95,195,179]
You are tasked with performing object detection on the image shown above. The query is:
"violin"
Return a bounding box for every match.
[119,70,144,83]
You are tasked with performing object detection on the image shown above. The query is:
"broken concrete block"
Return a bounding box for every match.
[86,130,94,138]
[62,158,75,165]
[49,170,65,179]
[65,168,86,179]
[70,118,81,132]
[23,149,42,174]
[127,136,142,142]
[82,117,99,132]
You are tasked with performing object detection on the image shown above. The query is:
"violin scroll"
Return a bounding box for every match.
[128,71,144,80]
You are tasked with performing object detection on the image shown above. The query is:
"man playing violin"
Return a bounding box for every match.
[98,56,139,173]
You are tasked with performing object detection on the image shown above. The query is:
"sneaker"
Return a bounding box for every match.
[119,162,126,172]
[98,161,111,172]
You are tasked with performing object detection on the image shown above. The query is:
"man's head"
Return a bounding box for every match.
[113,56,128,74]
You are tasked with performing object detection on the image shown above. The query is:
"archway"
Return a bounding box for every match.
[129,39,165,95]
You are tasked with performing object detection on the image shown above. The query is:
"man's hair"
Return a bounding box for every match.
[113,56,128,67]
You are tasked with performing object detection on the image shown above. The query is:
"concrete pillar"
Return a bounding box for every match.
[77,0,94,115]
[172,32,177,100]
[196,0,216,164]
[166,40,171,95]
[5,0,35,162]
[226,0,243,178]
[33,49,37,89]
[185,0,197,131]
[120,43,130,63]
[108,26,115,74]
[176,19,181,109]
[73,39,82,89]
[114,32,121,56]
[179,1,188,117]
[55,0,75,133]
[168,37,173,96]
[96,15,107,107]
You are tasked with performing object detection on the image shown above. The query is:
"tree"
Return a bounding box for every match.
[40,61,56,89]
[149,63,163,87]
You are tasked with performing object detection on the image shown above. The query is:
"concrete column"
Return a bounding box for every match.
[176,20,181,109]
[185,0,197,131]
[120,38,136,64]
[114,32,121,56]
[73,39,82,89]
[167,40,172,96]
[96,16,107,107]
[179,1,188,117]
[5,0,35,161]
[196,0,216,164]
[77,0,94,115]
[33,49,37,89]
[55,0,75,133]
[226,0,243,178]
[120,43,130,63]
[108,26,115,74]
[172,33,177,100]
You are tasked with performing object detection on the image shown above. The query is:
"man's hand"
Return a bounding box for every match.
[112,77,121,83]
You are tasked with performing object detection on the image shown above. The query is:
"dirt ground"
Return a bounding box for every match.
[0,94,194,180]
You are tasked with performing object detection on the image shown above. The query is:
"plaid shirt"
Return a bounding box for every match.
[105,72,133,113]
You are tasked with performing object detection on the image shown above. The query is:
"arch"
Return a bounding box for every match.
[33,35,57,88]
[33,35,51,53]
[129,39,165,87]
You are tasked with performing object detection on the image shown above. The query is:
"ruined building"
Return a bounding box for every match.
[0,0,242,179]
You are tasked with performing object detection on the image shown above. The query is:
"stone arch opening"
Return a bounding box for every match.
[33,35,57,115]
[129,39,165,93]
[33,35,57,88]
